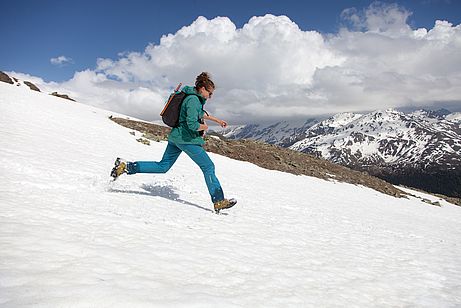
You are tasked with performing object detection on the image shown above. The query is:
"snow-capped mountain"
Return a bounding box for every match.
[220,118,318,145]
[291,108,461,167]
[290,108,461,198]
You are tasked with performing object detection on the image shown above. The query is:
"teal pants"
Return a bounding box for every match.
[127,141,224,203]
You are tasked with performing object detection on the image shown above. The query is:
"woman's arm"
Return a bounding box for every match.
[203,114,228,128]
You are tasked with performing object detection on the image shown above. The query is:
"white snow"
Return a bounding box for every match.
[446,112,461,123]
[320,112,363,128]
[1,82,461,307]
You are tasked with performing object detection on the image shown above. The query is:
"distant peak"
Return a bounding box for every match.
[411,108,452,119]
[385,108,399,113]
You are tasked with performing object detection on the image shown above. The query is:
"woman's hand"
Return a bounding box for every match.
[204,114,228,128]
[217,119,228,128]
[198,123,209,131]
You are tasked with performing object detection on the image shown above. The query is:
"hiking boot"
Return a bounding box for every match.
[214,198,237,213]
[110,158,128,180]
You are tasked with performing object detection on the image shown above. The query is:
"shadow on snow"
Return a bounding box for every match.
[108,184,215,213]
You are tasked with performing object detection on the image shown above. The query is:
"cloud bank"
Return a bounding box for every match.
[17,2,461,124]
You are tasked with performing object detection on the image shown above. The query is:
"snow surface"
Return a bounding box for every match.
[446,112,461,123]
[1,82,461,307]
[321,112,363,128]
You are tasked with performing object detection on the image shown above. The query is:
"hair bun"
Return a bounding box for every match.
[195,72,215,90]
[197,72,211,81]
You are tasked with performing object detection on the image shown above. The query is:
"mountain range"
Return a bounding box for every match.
[220,119,318,145]
[223,108,461,198]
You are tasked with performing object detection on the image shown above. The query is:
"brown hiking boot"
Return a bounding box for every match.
[110,158,127,180]
[213,198,237,214]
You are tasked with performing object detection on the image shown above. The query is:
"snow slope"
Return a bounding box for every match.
[1,82,460,307]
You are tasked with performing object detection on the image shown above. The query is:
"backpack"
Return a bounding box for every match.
[160,83,196,127]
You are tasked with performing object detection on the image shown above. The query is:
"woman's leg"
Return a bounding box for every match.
[128,142,182,174]
[177,143,224,203]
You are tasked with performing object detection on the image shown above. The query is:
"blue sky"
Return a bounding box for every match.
[1,0,460,82]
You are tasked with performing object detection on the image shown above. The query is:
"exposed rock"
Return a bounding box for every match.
[0,71,14,84]
[50,92,76,102]
[142,132,162,142]
[136,138,150,145]
[24,81,41,92]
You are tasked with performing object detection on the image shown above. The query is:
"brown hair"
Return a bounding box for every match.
[195,72,215,91]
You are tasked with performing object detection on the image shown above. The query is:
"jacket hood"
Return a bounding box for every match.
[182,86,206,104]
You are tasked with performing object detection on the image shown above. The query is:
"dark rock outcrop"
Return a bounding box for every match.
[24,81,41,92]
[50,92,76,102]
[0,71,14,84]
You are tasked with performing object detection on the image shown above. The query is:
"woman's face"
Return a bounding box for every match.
[199,86,214,100]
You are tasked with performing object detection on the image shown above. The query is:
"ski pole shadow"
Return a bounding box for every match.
[108,184,214,213]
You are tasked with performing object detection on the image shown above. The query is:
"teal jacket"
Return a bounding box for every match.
[168,86,206,145]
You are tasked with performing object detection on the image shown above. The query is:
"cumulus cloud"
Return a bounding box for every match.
[50,55,73,66]
[340,2,413,36]
[17,3,461,124]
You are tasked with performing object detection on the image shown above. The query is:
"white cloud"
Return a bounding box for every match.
[71,14,344,123]
[340,2,413,36]
[16,4,461,124]
[50,56,73,66]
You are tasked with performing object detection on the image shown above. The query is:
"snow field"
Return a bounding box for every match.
[1,83,461,307]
